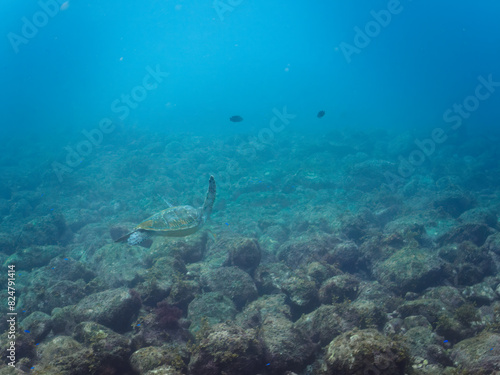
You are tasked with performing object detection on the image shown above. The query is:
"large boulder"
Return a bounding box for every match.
[200,266,257,308]
[321,329,410,375]
[260,315,316,373]
[188,323,262,375]
[374,247,445,294]
[451,331,500,374]
[187,292,237,334]
[72,287,141,332]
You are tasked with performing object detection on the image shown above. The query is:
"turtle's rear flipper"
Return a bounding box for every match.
[114,231,133,243]
[115,230,149,245]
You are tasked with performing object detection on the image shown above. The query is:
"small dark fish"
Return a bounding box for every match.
[317,110,325,118]
[230,115,243,122]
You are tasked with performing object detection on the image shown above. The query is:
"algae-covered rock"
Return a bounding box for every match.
[329,241,364,273]
[423,286,464,309]
[200,266,257,308]
[318,274,360,304]
[73,321,131,360]
[322,329,410,375]
[305,261,341,286]
[5,245,62,270]
[277,233,337,268]
[20,311,52,342]
[148,231,208,265]
[398,296,477,343]
[462,281,497,305]
[433,190,475,217]
[403,325,451,366]
[349,299,388,329]
[224,236,261,273]
[42,279,87,311]
[30,348,95,374]
[484,231,500,255]
[236,294,291,329]
[398,298,447,323]
[72,287,141,332]
[50,306,76,336]
[294,304,349,346]
[16,255,95,314]
[374,247,445,294]
[281,270,318,310]
[130,346,186,374]
[46,256,95,282]
[458,207,497,227]
[188,323,262,375]
[21,212,70,246]
[144,365,183,375]
[135,255,188,304]
[340,211,373,243]
[83,243,148,288]
[254,262,318,311]
[260,315,316,373]
[19,256,94,314]
[35,335,82,360]
[451,331,500,374]
[187,292,237,334]
[0,365,27,374]
[131,299,193,348]
[259,224,289,252]
[437,223,493,247]
[254,262,291,294]
[34,322,133,374]
[165,279,200,310]
[452,241,495,285]
[356,281,399,311]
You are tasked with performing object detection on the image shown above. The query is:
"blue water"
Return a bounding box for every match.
[2,0,500,144]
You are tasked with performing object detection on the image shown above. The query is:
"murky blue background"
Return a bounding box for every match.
[1,0,500,145]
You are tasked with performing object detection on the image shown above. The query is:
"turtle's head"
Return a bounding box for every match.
[202,175,216,220]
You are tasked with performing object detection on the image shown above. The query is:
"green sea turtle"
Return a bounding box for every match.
[115,176,216,245]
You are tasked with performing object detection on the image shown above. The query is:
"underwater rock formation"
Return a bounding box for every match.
[321,329,410,375]
[72,287,141,333]
[188,323,262,375]
[200,266,258,308]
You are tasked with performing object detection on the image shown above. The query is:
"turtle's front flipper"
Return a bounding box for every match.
[202,175,216,221]
[157,194,173,207]
[115,230,149,245]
